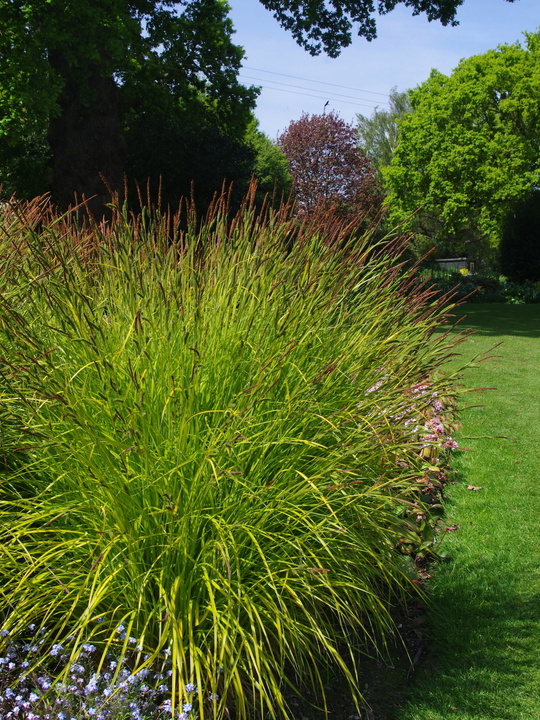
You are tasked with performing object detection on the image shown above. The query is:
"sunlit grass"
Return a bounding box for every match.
[397,303,540,720]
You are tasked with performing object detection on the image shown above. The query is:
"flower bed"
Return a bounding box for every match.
[0,195,465,719]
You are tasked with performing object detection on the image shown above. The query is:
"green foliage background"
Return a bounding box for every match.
[385,30,540,260]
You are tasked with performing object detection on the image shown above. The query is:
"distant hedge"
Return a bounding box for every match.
[499,191,540,284]
[425,271,540,304]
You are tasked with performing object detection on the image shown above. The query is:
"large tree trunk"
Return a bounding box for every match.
[48,54,125,217]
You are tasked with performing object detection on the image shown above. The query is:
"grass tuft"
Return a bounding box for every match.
[0,192,463,718]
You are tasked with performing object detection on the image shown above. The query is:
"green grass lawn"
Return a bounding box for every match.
[397,303,540,720]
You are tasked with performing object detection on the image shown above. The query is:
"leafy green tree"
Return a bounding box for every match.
[0,0,257,211]
[385,31,540,259]
[122,65,257,212]
[0,0,519,210]
[245,121,292,204]
[356,88,411,176]
[258,0,496,57]
[0,130,51,200]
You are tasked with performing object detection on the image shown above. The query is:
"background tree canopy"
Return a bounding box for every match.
[499,190,540,283]
[356,88,411,178]
[278,110,382,221]
[0,0,258,210]
[257,0,515,57]
[384,29,540,260]
[0,0,520,211]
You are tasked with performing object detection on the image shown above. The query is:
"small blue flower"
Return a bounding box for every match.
[161,699,172,713]
[0,628,9,637]
[50,644,64,657]
[182,703,193,712]
[84,675,98,694]
[28,693,40,703]
[37,677,51,690]
[81,643,96,653]
[184,683,196,693]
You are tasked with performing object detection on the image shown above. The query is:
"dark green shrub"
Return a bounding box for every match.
[424,270,501,302]
[499,191,540,283]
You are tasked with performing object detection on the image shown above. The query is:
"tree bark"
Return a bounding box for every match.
[48,53,125,217]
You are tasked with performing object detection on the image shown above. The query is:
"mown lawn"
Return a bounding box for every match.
[397,303,540,720]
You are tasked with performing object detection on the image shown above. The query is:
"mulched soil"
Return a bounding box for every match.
[282,599,429,720]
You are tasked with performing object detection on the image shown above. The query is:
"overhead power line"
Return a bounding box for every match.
[242,65,391,99]
[239,78,388,110]
[239,74,389,108]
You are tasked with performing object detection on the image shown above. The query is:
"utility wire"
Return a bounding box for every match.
[242,65,391,98]
[238,79,388,110]
[239,74,389,107]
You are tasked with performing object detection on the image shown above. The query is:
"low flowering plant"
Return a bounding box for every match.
[0,625,201,720]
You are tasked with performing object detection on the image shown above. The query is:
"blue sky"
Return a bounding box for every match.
[227,0,539,139]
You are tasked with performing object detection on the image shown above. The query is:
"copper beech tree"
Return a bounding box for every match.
[278,111,383,220]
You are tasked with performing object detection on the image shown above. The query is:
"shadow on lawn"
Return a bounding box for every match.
[409,561,540,720]
[395,465,540,719]
[447,303,540,339]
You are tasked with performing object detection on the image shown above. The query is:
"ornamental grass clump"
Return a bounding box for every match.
[0,191,462,719]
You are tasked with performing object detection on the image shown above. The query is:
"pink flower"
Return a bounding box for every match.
[365,379,383,394]
[443,438,459,450]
